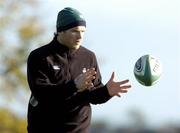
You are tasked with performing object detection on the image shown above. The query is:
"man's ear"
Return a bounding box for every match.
[58,31,65,35]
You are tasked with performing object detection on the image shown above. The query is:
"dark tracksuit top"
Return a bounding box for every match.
[27,37,111,133]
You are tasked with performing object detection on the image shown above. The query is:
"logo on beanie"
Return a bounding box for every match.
[79,14,85,19]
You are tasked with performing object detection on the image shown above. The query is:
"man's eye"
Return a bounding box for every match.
[72,30,78,33]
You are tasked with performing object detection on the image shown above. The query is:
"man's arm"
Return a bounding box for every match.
[27,52,77,104]
[63,57,112,110]
[63,53,131,110]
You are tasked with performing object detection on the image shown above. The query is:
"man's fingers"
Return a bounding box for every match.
[86,75,96,82]
[86,69,96,77]
[84,68,96,82]
[116,93,121,97]
[117,79,130,85]
[110,72,115,81]
[119,89,128,93]
[87,82,94,90]
[120,85,131,89]
[75,68,96,92]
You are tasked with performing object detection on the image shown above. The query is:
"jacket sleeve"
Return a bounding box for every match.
[27,52,77,104]
[64,85,111,110]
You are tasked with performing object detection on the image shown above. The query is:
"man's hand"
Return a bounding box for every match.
[106,72,131,97]
[74,68,96,92]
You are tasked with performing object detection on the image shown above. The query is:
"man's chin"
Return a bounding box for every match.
[74,43,81,49]
[71,45,80,50]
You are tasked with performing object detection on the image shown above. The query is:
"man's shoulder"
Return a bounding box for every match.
[28,42,52,60]
[30,44,49,54]
[80,46,95,56]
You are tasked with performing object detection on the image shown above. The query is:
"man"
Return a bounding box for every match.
[27,7,131,133]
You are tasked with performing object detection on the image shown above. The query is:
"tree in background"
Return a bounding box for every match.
[0,108,27,133]
[0,0,47,132]
[2,1,179,133]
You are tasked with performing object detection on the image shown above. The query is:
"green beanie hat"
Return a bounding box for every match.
[56,7,86,32]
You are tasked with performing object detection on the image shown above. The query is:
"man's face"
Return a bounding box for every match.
[59,26,86,50]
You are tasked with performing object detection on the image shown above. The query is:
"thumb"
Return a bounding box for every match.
[110,72,115,81]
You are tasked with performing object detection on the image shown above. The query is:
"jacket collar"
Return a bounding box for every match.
[50,36,81,55]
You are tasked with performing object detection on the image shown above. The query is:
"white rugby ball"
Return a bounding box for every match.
[134,54,162,86]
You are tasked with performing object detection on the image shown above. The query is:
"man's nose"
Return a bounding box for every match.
[77,32,83,39]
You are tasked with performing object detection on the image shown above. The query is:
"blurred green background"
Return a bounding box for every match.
[0,0,43,132]
[0,0,180,133]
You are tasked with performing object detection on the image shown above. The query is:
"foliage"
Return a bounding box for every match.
[0,108,27,133]
[0,0,44,100]
[0,0,46,132]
